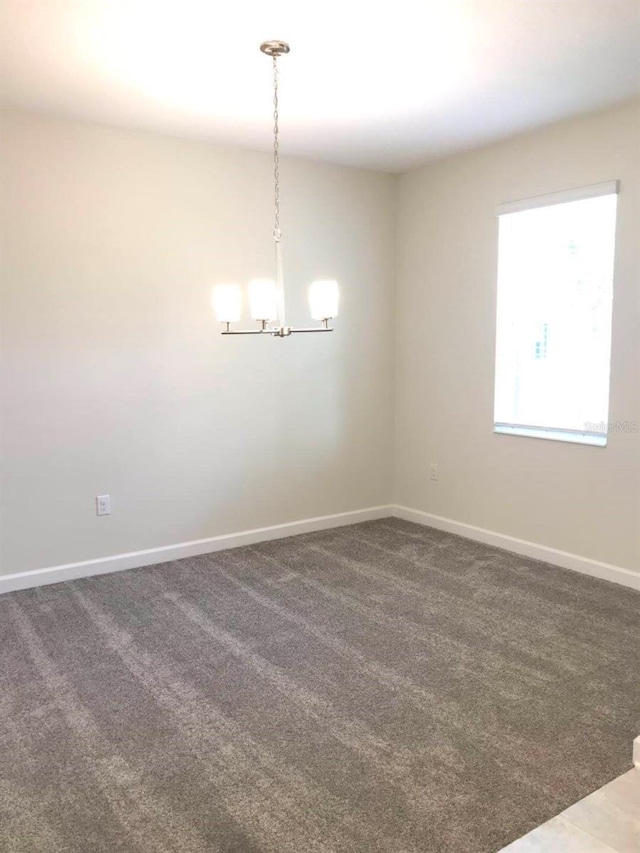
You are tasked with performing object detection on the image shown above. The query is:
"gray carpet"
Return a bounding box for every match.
[1,518,639,853]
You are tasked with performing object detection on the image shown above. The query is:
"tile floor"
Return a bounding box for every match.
[498,767,640,853]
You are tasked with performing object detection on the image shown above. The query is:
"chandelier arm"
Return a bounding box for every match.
[221,326,333,336]
[221,330,266,335]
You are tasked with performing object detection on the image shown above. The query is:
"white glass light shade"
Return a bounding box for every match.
[212,284,242,323]
[309,279,339,321]
[249,279,277,321]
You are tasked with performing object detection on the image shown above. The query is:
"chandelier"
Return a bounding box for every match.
[212,41,339,338]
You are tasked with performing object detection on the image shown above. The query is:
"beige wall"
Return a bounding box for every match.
[0,111,395,575]
[395,99,640,573]
[2,101,639,581]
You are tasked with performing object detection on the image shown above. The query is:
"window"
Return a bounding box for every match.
[494,181,618,447]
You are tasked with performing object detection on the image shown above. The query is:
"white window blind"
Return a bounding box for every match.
[494,181,618,447]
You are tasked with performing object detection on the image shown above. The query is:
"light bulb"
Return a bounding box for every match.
[212,284,242,323]
[249,279,277,321]
[309,279,339,321]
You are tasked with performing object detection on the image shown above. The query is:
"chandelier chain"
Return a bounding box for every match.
[273,56,281,243]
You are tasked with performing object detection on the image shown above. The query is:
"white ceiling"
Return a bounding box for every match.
[1,0,639,172]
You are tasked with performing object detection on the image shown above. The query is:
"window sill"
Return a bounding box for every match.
[494,424,607,447]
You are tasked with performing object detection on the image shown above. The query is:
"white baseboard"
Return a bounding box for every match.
[0,505,393,595]
[3,503,638,595]
[393,505,640,591]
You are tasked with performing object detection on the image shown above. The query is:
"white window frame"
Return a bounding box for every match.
[494,180,619,448]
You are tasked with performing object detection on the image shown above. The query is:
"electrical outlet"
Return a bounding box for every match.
[429,463,439,482]
[96,495,111,516]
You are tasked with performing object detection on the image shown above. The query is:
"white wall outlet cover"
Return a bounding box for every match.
[96,495,111,516]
